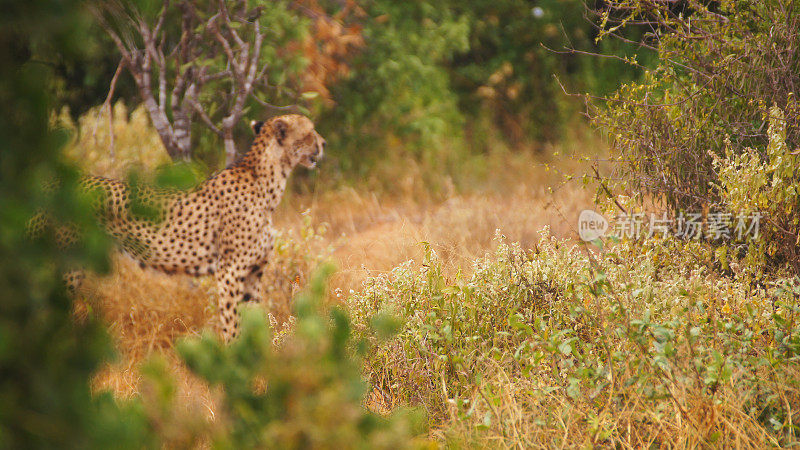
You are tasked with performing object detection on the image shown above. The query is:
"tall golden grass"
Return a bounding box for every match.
[64,103,604,440]
[65,105,800,448]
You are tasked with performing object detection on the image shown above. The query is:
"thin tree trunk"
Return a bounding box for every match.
[224,130,236,166]
[173,106,192,161]
[141,95,185,160]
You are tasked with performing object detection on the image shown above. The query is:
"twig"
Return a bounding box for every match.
[252,96,298,112]
[93,58,124,159]
[592,165,627,215]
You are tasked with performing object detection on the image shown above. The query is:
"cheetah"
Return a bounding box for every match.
[61,114,325,341]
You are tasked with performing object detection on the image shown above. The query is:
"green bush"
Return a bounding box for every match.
[320,0,470,175]
[593,0,800,270]
[448,0,652,144]
[175,264,428,448]
[317,0,653,176]
[711,105,800,276]
[349,239,559,419]
[349,232,800,446]
[0,0,155,447]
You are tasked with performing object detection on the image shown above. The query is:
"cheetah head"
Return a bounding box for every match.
[250,114,325,169]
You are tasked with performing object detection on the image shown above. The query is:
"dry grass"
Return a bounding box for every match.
[62,105,800,447]
[60,105,606,444]
[80,256,217,419]
[74,131,800,447]
[284,143,597,292]
[437,365,788,448]
[82,140,597,418]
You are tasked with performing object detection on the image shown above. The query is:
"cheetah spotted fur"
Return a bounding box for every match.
[69,114,324,341]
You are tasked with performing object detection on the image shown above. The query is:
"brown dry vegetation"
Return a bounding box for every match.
[67,105,601,430]
[60,103,800,448]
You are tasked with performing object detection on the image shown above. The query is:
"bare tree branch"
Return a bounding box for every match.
[95,0,306,164]
[188,91,223,137]
[93,58,124,159]
[253,96,298,112]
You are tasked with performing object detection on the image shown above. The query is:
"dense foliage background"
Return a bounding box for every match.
[44,0,652,173]
[593,0,800,273]
[0,0,142,446]
[7,0,800,447]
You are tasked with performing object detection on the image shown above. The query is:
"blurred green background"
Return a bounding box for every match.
[44,0,653,175]
[0,0,655,446]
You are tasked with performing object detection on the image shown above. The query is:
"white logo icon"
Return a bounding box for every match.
[578,209,608,242]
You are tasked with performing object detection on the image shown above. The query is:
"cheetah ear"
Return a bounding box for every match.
[273,118,288,144]
[250,120,264,135]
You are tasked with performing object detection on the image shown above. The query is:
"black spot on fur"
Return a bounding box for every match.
[273,118,288,144]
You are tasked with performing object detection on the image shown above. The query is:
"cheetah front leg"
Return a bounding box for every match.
[242,264,265,304]
[215,261,250,342]
[240,231,273,305]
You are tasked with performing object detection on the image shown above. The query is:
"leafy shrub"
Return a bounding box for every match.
[175,264,428,448]
[711,105,800,275]
[318,0,652,177]
[320,0,470,175]
[448,0,653,144]
[593,0,800,269]
[349,231,800,446]
[349,238,560,419]
[0,0,155,447]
